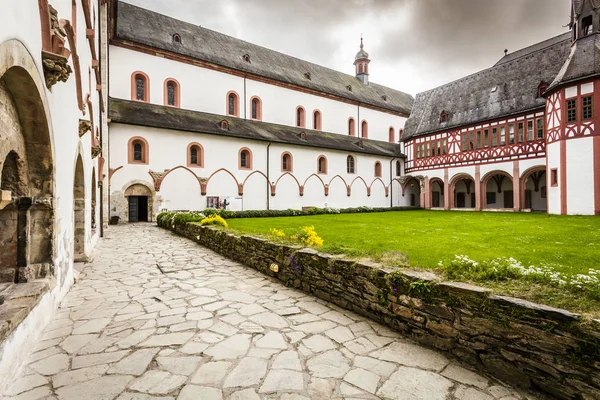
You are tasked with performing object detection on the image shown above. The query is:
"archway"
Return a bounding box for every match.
[0,40,54,283]
[73,155,86,261]
[521,168,547,211]
[450,175,475,209]
[482,171,514,210]
[430,178,444,209]
[124,183,154,222]
[403,177,421,207]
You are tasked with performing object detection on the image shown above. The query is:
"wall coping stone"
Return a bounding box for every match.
[163,221,600,399]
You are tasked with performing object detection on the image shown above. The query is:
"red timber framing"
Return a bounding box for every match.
[546,77,599,215]
[405,109,547,173]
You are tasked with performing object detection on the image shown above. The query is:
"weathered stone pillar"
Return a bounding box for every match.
[424,177,431,209]
[444,168,450,210]
[16,197,32,283]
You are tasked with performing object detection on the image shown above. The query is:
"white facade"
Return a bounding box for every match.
[0,0,103,390]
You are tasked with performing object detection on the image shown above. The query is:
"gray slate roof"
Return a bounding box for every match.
[113,1,413,116]
[402,33,572,140]
[109,98,404,158]
[549,33,600,91]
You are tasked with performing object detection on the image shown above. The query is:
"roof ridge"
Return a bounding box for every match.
[117,1,411,100]
[414,32,571,99]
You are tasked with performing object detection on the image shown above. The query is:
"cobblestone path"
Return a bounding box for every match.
[3,224,532,400]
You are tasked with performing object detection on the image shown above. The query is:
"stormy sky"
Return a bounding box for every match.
[125,0,571,96]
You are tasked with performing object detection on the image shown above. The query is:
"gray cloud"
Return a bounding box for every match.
[125,0,570,95]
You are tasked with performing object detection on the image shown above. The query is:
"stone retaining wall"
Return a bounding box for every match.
[166,222,600,400]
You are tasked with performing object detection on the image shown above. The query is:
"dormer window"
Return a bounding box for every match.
[219,120,229,130]
[346,85,352,92]
[304,72,311,80]
[582,16,593,36]
[172,33,181,44]
[537,82,548,98]
[439,111,448,123]
[243,54,251,63]
[382,95,388,101]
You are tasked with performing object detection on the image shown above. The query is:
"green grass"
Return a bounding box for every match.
[227,210,600,315]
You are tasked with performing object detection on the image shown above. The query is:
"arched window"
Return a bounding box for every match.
[128,136,149,164]
[227,91,240,117]
[313,110,322,130]
[164,78,180,107]
[187,143,204,167]
[348,118,356,136]
[131,71,149,102]
[250,96,262,120]
[389,127,395,143]
[173,33,181,44]
[347,155,355,174]
[374,161,382,177]
[396,160,401,176]
[317,156,328,174]
[296,106,306,128]
[239,148,252,170]
[361,120,368,138]
[359,64,364,74]
[281,152,293,172]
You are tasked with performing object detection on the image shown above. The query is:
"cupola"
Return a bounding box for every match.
[353,36,371,85]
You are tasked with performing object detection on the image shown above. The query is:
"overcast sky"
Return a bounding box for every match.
[126,0,571,96]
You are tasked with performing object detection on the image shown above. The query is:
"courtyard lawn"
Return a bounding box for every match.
[227,210,600,314]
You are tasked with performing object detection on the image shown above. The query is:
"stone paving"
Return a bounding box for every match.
[2,224,534,400]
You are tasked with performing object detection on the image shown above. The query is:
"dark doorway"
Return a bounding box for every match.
[410,194,416,206]
[432,192,440,208]
[504,190,514,209]
[456,192,465,208]
[525,190,532,209]
[128,196,148,222]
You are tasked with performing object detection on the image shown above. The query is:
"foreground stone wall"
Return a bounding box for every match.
[166,222,600,400]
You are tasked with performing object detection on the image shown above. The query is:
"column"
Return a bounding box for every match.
[513,161,521,211]
[475,166,482,211]
[444,168,450,210]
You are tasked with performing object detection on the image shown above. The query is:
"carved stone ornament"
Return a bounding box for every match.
[42,51,72,88]
[78,119,92,137]
[91,135,102,158]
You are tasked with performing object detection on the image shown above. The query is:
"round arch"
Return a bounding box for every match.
[0,39,55,283]
[520,165,547,212]
[449,173,475,209]
[429,177,445,209]
[481,170,514,210]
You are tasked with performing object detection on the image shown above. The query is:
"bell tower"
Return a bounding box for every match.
[354,36,370,85]
[571,0,599,42]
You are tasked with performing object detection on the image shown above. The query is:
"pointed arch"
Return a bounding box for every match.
[274,172,302,196]
[303,174,327,196]
[205,168,241,196]
[370,177,388,197]
[156,165,202,191]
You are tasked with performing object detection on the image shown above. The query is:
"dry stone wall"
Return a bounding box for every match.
[165,222,600,400]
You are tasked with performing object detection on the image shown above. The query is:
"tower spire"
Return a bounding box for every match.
[354,35,370,85]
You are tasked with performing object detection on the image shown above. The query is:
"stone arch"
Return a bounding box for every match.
[303,174,327,196]
[520,165,547,212]
[449,173,475,209]
[481,170,514,209]
[429,177,445,209]
[0,39,55,283]
[73,153,86,261]
[402,176,422,207]
[350,176,370,196]
[273,172,302,196]
[370,177,388,197]
[205,168,241,196]
[158,165,202,191]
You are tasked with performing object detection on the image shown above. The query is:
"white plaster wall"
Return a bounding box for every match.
[546,142,561,214]
[480,162,513,177]
[0,0,101,390]
[109,46,406,142]
[109,124,396,212]
[566,137,595,215]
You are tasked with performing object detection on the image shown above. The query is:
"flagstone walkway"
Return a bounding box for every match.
[3,224,533,400]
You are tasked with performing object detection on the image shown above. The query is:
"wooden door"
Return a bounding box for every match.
[128,196,139,222]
